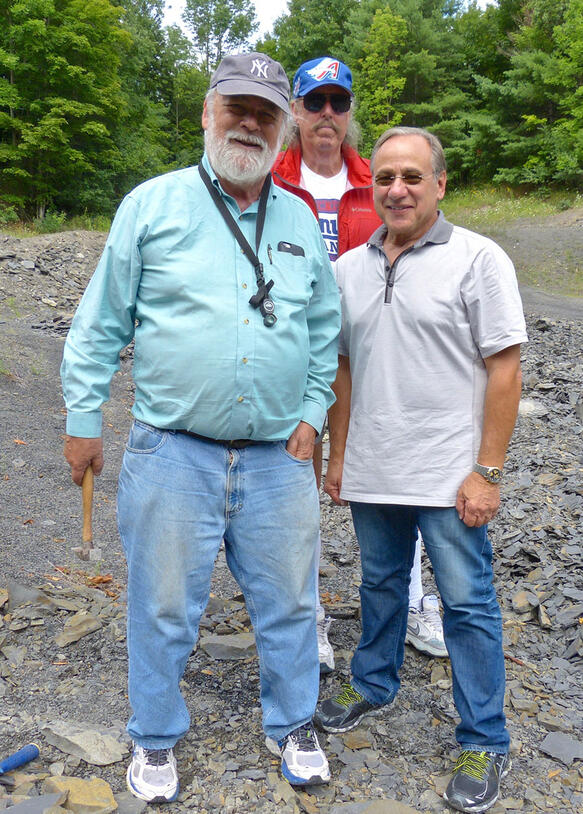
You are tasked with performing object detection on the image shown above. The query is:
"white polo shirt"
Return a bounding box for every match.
[335,213,528,506]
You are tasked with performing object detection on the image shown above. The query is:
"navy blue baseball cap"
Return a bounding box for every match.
[292,57,353,99]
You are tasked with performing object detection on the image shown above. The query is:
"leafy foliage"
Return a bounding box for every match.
[183,0,258,72]
[0,0,582,221]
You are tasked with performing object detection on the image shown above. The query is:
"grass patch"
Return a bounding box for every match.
[516,255,582,298]
[5,297,22,317]
[442,186,581,229]
[1,212,111,236]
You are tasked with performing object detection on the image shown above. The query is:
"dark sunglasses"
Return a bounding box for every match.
[302,92,352,114]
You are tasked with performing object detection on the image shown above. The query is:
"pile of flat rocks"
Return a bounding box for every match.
[0,231,106,335]
[0,230,582,813]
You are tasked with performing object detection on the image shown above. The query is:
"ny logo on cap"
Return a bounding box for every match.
[251,58,269,78]
[306,58,340,82]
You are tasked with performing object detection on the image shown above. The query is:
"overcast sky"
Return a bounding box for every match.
[162,0,290,38]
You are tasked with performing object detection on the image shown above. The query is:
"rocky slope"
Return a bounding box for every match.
[0,225,582,814]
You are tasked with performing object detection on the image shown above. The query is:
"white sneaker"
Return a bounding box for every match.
[317,611,335,674]
[126,744,179,802]
[276,723,330,786]
[405,594,448,658]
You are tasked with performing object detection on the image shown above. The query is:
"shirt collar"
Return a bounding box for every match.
[201,152,278,211]
[367,210,453,251]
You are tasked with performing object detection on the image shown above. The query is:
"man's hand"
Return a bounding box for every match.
[324,457,347,506]
[64,435,104,486]
[455,471,500,527]
[286,421,317,461]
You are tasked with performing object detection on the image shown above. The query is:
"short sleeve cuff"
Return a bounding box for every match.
[66,410,103,438]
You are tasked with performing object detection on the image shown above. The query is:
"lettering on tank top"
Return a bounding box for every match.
[300,159,348,263]
[316,198,340,261]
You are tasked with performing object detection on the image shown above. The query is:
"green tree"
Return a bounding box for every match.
[110,0,173,201]
[171,61,208,166]
[0,0,129,218]
[183,0,258,73]
[266,0,357,74]
[342,0,475,175]
[472,0,582,187]
[354,8,407,150]
[158,25,206,165]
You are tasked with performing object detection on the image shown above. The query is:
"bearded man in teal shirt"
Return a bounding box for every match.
[61,52,340,802]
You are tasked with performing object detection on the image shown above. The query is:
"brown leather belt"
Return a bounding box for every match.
[176,430,263,449]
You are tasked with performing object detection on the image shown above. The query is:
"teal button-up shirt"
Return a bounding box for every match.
[61,155,340,440]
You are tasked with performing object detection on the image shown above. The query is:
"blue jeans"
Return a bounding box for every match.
[117,420,320,748]
[349,503,509,754]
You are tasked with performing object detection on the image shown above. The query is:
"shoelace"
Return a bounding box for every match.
[144,748,171,766]
[453,750,492,780]
[288,725,318,751]
[316,615,331,640]
[335,683,364,708]
[422,607,442,631]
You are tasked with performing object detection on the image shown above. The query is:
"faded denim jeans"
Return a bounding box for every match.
[117,420,320,748]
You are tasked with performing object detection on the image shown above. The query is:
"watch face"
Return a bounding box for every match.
[475,464,502,483]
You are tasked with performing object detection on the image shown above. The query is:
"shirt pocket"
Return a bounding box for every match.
[270,250,314,308]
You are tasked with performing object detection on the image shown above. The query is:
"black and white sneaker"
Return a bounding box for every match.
[126,744,179,803]
[270,723,330,786]
[313,682,380,733]
[444,750,511,813]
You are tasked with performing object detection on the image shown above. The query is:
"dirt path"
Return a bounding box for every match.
[482,205,583,302]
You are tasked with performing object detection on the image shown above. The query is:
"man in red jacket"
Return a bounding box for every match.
[272,57,447,674]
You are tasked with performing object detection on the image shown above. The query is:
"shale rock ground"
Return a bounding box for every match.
[0,214,582,814]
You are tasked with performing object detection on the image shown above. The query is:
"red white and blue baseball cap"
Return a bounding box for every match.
[292,57,353,99]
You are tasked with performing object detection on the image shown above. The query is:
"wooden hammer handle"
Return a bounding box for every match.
[81,464,94,545]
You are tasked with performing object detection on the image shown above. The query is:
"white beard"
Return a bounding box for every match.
[205,125,279,187]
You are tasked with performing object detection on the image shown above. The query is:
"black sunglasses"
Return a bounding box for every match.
[302,92,352,114]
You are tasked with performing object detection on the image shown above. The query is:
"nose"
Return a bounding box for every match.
[240,111,260,130]
[320,99,336,116]
[387,176,408,196]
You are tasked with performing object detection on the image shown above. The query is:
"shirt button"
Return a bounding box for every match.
[243,318,249,324]
[242,282,247,289]
[237,396,244,403]
[242,357,248,364]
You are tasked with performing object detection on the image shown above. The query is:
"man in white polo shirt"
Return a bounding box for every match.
[315,127,527,814]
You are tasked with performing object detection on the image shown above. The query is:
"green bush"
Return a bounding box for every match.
[557,198,572,211]
[0,206,19,225]
[67,213,111,232]
[33,211,67,234]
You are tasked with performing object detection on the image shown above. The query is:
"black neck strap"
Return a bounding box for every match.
[198,163,272,297]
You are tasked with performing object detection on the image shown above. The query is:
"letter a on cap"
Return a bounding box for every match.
[307,58,340,81]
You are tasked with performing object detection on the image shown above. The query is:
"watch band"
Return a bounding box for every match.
[473,463,503,484]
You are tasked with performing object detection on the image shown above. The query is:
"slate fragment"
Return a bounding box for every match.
[539,732,583,766]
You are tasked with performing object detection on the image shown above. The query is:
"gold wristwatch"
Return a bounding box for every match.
[473,463,503,484]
